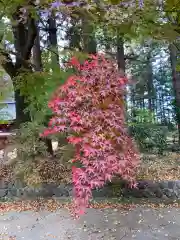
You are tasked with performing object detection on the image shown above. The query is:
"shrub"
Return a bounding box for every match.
[42,54,139,217]
[128,109,168,154]
[15,121,47,160]
[129,123,168,154]
[12,122,72,187]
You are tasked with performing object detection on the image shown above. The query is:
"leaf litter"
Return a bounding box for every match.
[1,198,180,214]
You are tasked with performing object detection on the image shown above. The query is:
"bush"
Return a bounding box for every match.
[14,121,47,160]
[42,54,139,216]
[129,123,168,154]
[11,121,72,187]
[128,109,168,154]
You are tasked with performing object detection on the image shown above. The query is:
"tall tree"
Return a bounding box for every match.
[169,43,180,144]
[0,3,37,126]
[32,21,42,72]
[117,31,125,75]
[146,52,155,111]
[81,11,96,54]
[47,16,59,69]
[32,20,54,155]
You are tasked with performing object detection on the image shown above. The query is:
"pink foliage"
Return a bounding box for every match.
[42,54,139,217]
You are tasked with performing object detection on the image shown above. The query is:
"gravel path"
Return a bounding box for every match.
[0,207,180,239]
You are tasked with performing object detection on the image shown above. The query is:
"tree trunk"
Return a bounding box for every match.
[47,17,59,69]
[1,6,37,126]
[82,14,96,54]
[146,54,154,112]
[68,18,82,51]
[116,31,127,114]
[161,92,166,124]
[14,90,30,126]
[32,25,42,72]
[32,21,54,156]
[169,43,180,144]
[117,33,125,75]
[131,88,136,119]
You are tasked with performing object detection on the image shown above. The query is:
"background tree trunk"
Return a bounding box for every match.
[82,13,96,54]
[117,32,125,74]
[32,21,54,156]
[169,43,180,144]
[146,54,155,112]
[48,16,59,69]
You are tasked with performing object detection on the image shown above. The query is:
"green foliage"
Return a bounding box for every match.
[130,108,155,123]
[172,99,180,123]
[12,121,72,186]
[15,68,72,123]
[14,121,47,160]
[130,123,168,154]
[12,121,48,186]
[129,109,168,154]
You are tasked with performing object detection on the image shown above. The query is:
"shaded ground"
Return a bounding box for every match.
[137,153,180,181]
[0,206,180,240]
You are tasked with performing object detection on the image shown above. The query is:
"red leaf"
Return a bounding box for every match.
[68,56,80,69]
[43,54,140,217]
[68,136,83,145]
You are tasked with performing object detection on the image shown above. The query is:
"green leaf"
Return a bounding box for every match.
[0,20,5,42]
[176,64,180,72]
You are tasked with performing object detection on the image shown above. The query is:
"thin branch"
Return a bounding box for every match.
[105,51,143,62]
[173,43,180,53]
[41,46,59,57]
[41,45,77,56]
[0,47,37,76]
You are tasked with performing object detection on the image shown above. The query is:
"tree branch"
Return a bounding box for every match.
[0,47,35,77]
[105,51,142,62]
[0,49,16,78]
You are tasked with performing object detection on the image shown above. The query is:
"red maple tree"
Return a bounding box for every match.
[42,54,139,217]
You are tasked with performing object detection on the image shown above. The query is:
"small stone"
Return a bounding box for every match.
[148,182,160,191]
[161,195,169,201]
[137,180,150,189]
[123,188,144,198]
[159,181,169,189]
[14,179,25,188]
[0,189,8,197]
[0,179,8,189]
[175,180,180,189]
[168,181,176,189]
[163,189,177,199]
[142,189,154,198]
[154,188,163,198]
[53,186,69,197]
